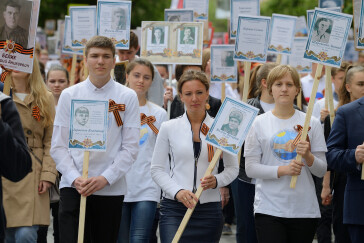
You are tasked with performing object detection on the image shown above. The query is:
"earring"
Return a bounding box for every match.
[205,102,210,110]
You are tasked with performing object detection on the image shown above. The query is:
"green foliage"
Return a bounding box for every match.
[38,0,170,31]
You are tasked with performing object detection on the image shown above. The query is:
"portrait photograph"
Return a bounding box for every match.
[221,51,235,67]
[312,17,333,44]
[164,9,194,22]
[221,109,244,136]
[151,27,165,45]
[111,7,127,31]
[179,26,196,45]
[0,0,33,48]
[319,0,343,8]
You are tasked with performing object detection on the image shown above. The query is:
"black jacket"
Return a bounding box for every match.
[0,92,32,241]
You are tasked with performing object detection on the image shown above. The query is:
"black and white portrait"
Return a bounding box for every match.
[221,110,244,136]
[152,27,164,45]
[168,15,180,22]
[111,7,126,31]
[312,18,333,44]
[0,0,32,48]
[180,27,195,45]
[221,51,235,67]
[74,106,89,128]
[319,0,342,8]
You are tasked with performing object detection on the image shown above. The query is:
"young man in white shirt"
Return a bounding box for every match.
[51,36,140,243]
[301,63,328,102]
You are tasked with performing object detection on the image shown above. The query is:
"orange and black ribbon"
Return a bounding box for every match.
[109,99,125,127]
[201,123,214,162]
[293,125,311,146]
[0,65,11,83]
[0,41,34,57]
[32,106,41,121]
[140,113,159,135]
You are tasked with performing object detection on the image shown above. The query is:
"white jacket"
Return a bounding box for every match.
[151,112,239,204]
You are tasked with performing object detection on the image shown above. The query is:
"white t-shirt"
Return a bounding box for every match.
[124,102,167,202]
[244,110,327,218]
[312,97,339,121]
[301,74,332,102]
[260,100,275,113]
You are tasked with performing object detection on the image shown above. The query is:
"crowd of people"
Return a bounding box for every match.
[1,22,364,243]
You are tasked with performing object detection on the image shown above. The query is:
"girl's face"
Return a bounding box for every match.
[346,71,364,102]
[46,70,69,97]
[11,70,29,81]
[271,73,299,105]
[126,64,153,97]
[332,70,345,94]
[180,79,209,114]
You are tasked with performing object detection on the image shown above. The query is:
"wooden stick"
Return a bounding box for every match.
[83,49,88,80]
[325,67,335,126]
[276,54,282,64]
[3,73,12,96]
[325,67,331,110]
[290,64,323,189]
[297,91,302,110]
[167,64,172,120]
[242,62,251,102]
[77,151,90,243]
[172,149,223,243]
[111,69,115,80]
[70,54,77,86]
[221,82,226,101]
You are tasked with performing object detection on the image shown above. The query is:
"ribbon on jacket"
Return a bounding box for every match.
[32,106,41,121]
[109,99,125,127]
[292,125,311,146]
[201,123,214,162]
[140,113,158,135]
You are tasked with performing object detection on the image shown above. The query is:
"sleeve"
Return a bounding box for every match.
[101,127,139,185]
[244,119,279,179]
[0,98,32,182]
[40,93,57,183]
[50,91,81,185]
[307,152,327,177]
[326,108,359,173]
[312,102,321,120]
[151,122,183,199]
[214,151,238,187]
[101,92,140,185]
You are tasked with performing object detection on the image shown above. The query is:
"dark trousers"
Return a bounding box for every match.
[313,175,333,243]
[332,172,351,243]
[59,188,123,243]
[223,186,234,225]
[347,224,364,243]
[255,213,318,243]
[37,202,59,243]
[231,178,257,243]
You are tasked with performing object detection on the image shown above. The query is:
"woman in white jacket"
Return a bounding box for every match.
[244,65,327,243]
[151,70,238,243]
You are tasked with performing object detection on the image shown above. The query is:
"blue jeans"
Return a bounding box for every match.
[118,201,157,243]
[231,178,257,243]
[5,226,39,243]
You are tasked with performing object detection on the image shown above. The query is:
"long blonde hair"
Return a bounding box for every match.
[13,58,54,127]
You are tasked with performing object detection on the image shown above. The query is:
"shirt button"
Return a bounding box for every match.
[27,130,32,135]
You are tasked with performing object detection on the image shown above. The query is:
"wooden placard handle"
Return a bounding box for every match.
[290,64,323,189]
[242,62,251,103]
[3,73,12,96]
[324,67,331,110]
[172,149,223,243]
[70,54,77,86]
[221,82,226,101]
[167,64,173,120]
[297,91,302,111]
[325,67,336,126]
[77,151,90,243]
[276,54,282,64]
[83,49,89,81]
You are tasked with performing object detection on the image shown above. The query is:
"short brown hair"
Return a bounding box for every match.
[126,58,155,80]
[129,31,139,50]
[175,65,202,82]
[178,70,209,94]
[85,36,115,57]
[267,65,301,94]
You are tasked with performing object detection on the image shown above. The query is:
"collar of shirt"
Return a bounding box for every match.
[85,77,114,92]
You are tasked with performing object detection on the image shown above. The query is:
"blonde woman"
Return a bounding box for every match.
[3,59,57,242]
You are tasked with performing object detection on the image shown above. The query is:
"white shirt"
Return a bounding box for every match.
[312,94,339,121]
[244,110,327,218]
[300,74,332,102]
[260,100,275,113]
[50,78,140,196]
[124,102,167,202]
[209,82,238,100]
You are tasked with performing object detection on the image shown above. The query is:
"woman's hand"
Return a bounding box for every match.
[296,140,314,166]
[278,160,304,177]
[200,175,217,191]
[176,190,198,209]
[163,87,174,109]
[321,185,332,206]
[38,181,53,194]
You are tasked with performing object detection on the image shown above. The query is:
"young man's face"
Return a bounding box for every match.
[3,5,20,29]
[85,47,115,80]
[75,111,89,126]
[318,20,330,35]
[117,47,138,61]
